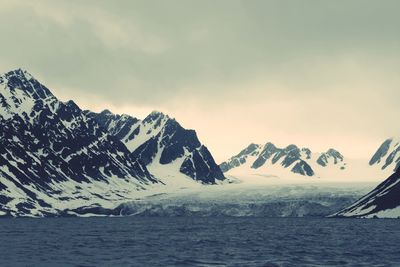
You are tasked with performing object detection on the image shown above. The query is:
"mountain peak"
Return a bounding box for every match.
[150,110,166,117]
[234,143,260,158]
[1,68,54,100]
[0,68,56,119]
[100,109,113,115]
[326,148,342,156]
[369,138,400,171]
[143,110,169,123]
[263,142,276,150]
[64,100,80,110]
[4,68,34,81]
[316,148,344,167]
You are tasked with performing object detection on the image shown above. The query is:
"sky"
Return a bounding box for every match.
[0,0,399,162]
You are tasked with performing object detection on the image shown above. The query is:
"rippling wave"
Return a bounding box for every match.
[1,217,399,266]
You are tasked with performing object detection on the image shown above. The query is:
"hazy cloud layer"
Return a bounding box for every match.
[1,0,400,161]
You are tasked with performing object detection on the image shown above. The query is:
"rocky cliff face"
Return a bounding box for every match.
[86,110,225,184]
[0,69,158,216]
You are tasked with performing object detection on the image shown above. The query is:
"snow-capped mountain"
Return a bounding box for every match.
[220,143,346,178]
[369,138,400,172]
[0,69,224,217]
[85,110,225,184]
[0,69,160,216]
[333,169,400,218]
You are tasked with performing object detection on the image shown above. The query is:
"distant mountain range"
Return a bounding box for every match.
[0,69,224,217]
[220,143,346,178]
[220,138,400,181]
[219,139,400,218]
[0,68,399,218]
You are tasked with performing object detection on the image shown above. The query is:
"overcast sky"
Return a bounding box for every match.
[1,0,399,162]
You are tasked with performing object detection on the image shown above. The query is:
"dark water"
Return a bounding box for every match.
[1,217,400,266]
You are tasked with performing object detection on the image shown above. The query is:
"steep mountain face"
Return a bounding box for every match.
[369,138,400,172]
[220,143,346,177]
[86,110,225,184]
[333,169,400,218]
[0,69,159,217]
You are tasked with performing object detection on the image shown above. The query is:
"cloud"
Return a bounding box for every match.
[0,0,168,54]
[0,0,399,160]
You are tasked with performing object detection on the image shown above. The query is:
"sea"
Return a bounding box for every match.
[1,217,400,266]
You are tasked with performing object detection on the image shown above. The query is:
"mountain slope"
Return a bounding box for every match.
[220,142,346,178]
[333,169,400,218]
[0,69,157,217]
[86,110,225,184]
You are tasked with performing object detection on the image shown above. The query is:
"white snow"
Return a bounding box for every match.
[0,72,59,124]
[123,115,168,152]
[367,206,400,218]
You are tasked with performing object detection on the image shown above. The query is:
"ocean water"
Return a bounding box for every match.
[1,217,400,266]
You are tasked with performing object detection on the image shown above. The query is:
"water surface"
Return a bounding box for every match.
[1,217,399,266]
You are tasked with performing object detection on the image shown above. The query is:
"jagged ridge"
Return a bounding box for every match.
[86,110,225,184]
[220,142,345,177]
[0,69,154,216]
